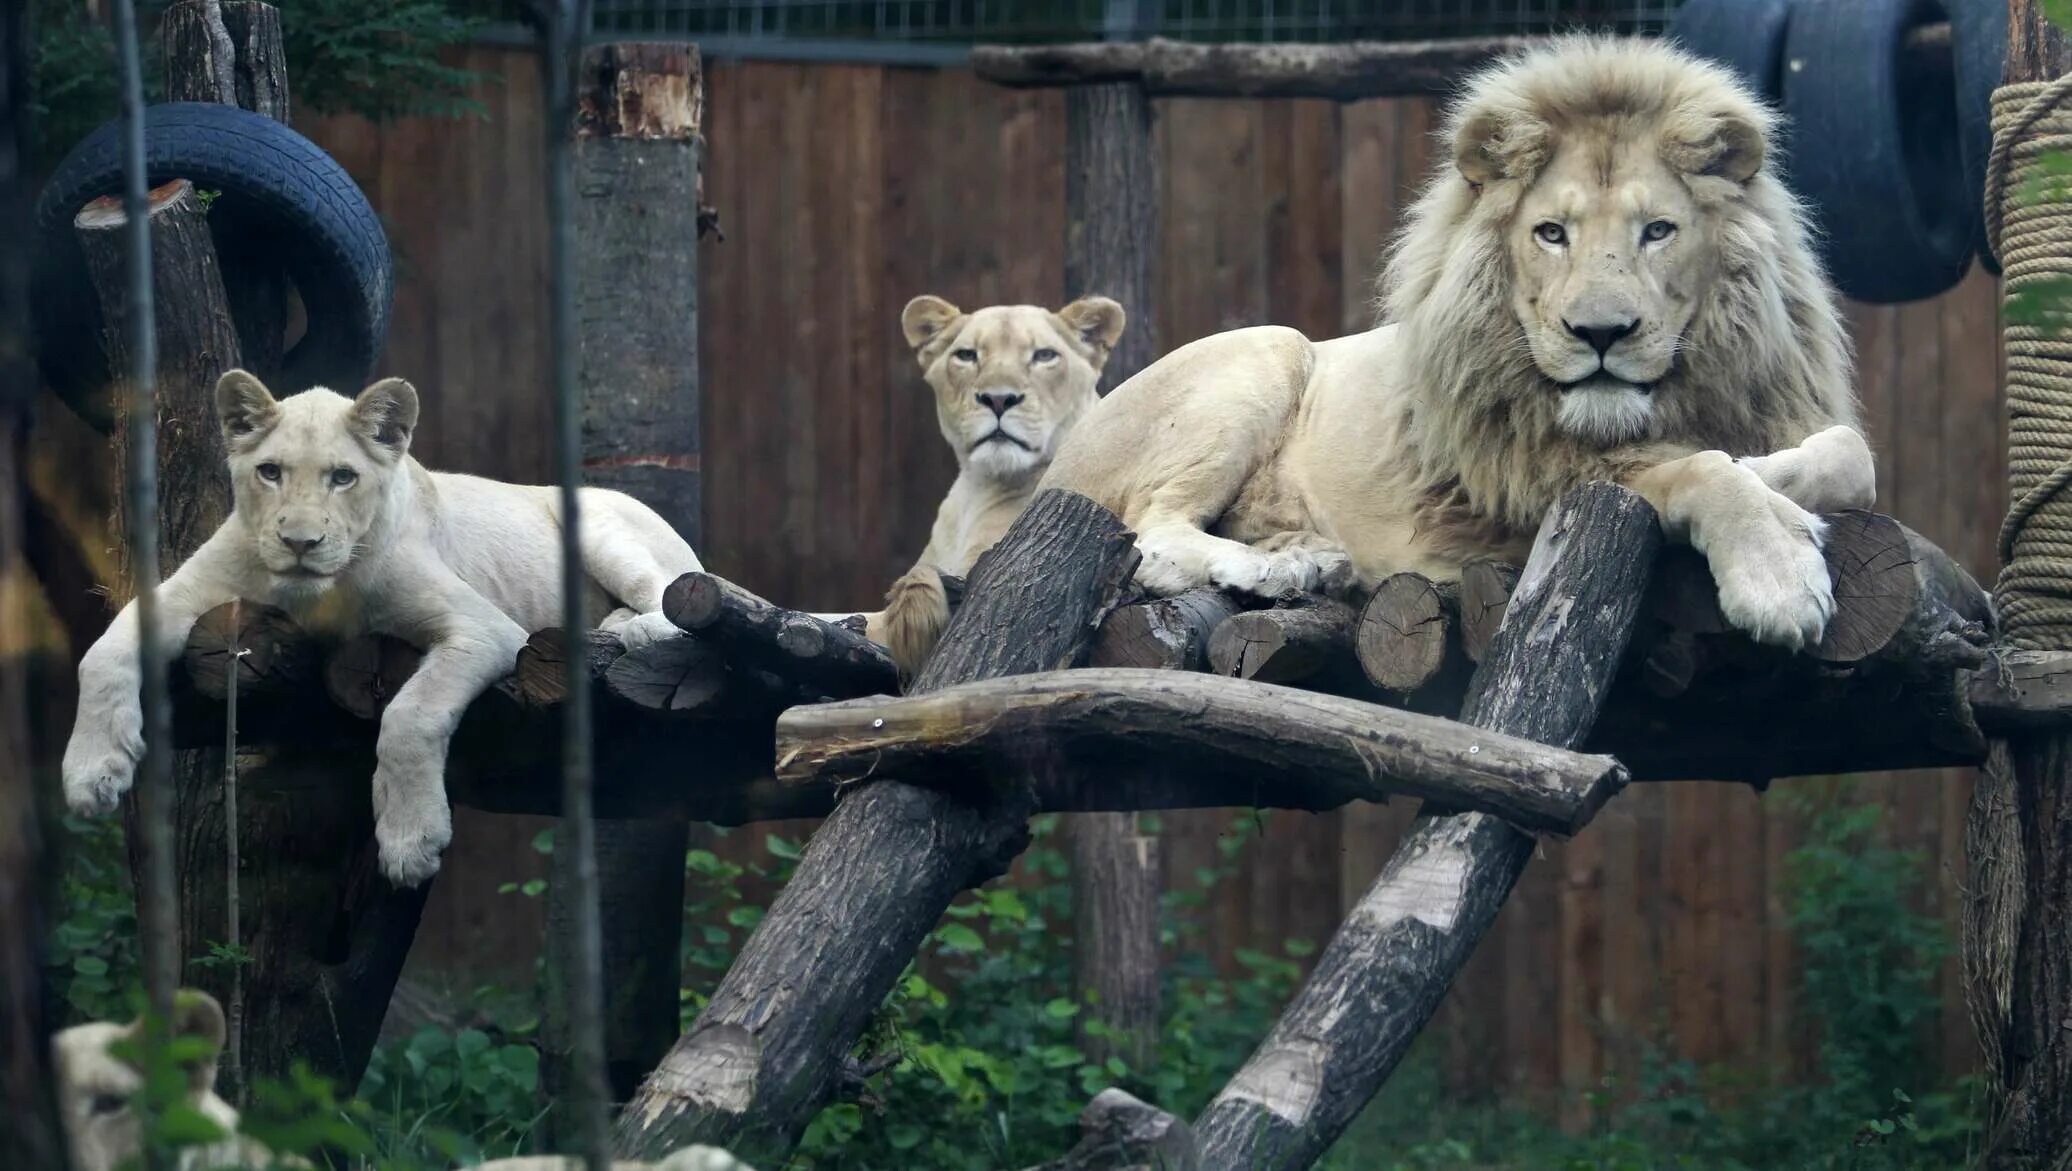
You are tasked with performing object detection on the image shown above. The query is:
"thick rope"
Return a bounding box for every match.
[1988,77,2072,646]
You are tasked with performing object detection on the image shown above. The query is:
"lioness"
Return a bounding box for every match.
[62,371,701,887]
[862,294,1124,674]
[1015,36,1871,653]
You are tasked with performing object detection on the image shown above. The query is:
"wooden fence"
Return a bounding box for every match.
[60,43,2000,1105]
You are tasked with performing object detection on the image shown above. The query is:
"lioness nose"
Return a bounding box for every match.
[280,533,325,556]
[1566,318,1639,356]
[976,391,1025,417]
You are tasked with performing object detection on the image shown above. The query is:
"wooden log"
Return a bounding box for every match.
[776,670,1625,837]
[181,600,313,702]
[1355,573,1466,705]
[1207,597,1363,687]
[323,634,423,721]
[1090,589,1238,671]
[604,636,727,715]
[972,35,1534,100]
[1023,1089,1201,1171]
[663,572,899,700]
[1457,559,1519,663]
[614,490,1139,1164]
[516,627,629,707]
[1191,482,1661,1171]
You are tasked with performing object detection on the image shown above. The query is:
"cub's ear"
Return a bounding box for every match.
[901,295,964,355]
[1452,105,1549,187]
[1055,297,1126,365]
[349,377,420,456]
[1663,107,1766,182]
[215,369,280,446]
[157,989,227,1093]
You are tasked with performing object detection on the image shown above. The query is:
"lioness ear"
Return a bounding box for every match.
[1055,296,1126,364]
[1453,106,1549,187]
[215,369,280,446]
[168,989,227,1094]
[901,295,964,355]
[1664,109,1766,182]
[350,377,419,455]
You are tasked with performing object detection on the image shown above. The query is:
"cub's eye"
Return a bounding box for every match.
[952,348,979,364]
[1031,348,1059,364]
[257,463,282,483]
[331,467,358,488]
[1534,222,1567,246]
[89,1093,128,1117]
[1643,219,1677,243]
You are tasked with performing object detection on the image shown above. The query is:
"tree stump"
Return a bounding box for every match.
[613,490,1138,1164]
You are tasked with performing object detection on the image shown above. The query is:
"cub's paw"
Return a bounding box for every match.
[612,610,683,653]
[1711,499,1834,651]
[1207,548,1322,599]
[62,741,136,815]
[374,783,454,888]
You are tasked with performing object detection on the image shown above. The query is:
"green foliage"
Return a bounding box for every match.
[359,1021,548,1164]
[46,814,140,1023]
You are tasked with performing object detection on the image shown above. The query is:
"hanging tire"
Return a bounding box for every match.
[1781,0,1974,303]
[32,102,394,432]
[1668,0,1795,104]
[1950,0,2008,275]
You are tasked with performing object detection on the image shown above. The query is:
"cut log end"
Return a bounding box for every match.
[1810,510,1921,663]
[1206,598,1359,686]
[662,572,733,632]
[182,600,312,700]
[1458,559,1520,663]
[605,635,726,714]
[323,634,423,721]
[1356,573,1456,693]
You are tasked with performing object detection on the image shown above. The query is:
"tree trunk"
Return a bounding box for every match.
[1972,5,2072,1166]
[1191,482,1661,1171]
[613,490,1138,1164]
[547,40,706,1122]
[1065,78,1165,1071]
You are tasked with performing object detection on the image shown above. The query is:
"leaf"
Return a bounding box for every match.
[765,834,801,861]
[156,1102,231,1145]
[935,923,985,952]
[726,906,764,929]
[1044,998,1079,1019]
[72,955,108,976]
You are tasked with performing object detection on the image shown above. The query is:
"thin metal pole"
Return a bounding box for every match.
[111,0,179,1030]
[224,601,245,1104]
[543,3,610,1170]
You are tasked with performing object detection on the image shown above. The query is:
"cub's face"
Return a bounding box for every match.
[53,992,235,1171]
[901,296,1126,480]
[215,370,418,596]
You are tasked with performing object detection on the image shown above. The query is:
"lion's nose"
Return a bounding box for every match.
[1565,318,1639,356]
[280,532,325,556]
[976,391,1025,417]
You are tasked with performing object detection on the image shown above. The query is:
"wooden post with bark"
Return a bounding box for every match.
[613,490,1139,1164]
[544,41,706,1118]
[1190,482,1661,1170]
[78,8,425,1095]
[1064,73,1165,1070]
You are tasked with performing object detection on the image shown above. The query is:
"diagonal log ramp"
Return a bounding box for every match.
[611,489,1140,1162]
[1186,481,1662,1170]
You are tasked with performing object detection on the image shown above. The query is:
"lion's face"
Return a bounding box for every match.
[216,370,418,597]
[1509,141,1713,445]
[54,992,237,1171]
[900,296,1125,481]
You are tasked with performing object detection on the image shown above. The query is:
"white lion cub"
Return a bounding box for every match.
[62,370,701,886]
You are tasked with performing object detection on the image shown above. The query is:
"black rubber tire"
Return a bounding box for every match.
[1668,0,1795,104]
[1781,0,1974,303]
[32,102,393,431]
[1951,0,2008,275]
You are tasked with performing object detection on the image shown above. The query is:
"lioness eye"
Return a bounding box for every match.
[89,1093,127,1116]
[257,463,282,483]
[1534,222,1567,246]
[952,348,979,364]
[1644,219,1677,242]
[1032,348,1058,364]
[331,468,358,488]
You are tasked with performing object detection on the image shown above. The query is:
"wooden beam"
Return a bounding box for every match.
[664,571,898,701]
[971,35,1534,100]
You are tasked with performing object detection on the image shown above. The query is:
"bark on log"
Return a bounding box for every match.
[774,670,1627,837]
[1457,559,1519,663]
[972,36,1533,100]
[1090,589,1238,671]
[1024,1088,1200,1171]
[1191,481,1661,1171]
[1207,597,1364,689]
[613,490,1138,1164]
[664,572,899,700]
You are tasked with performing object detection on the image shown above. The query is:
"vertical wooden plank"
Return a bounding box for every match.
[1764,791,1806,1079]
[1558,820,1606,1129]
[1664,783,1727,1069]
[1719,785,1767,1078]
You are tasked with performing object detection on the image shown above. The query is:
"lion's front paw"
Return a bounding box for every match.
[1710,499,1834,651]
[1205,548,1327,599]
[374,779,453,888]
[612,610,683,653]
[62,741,136,815]
[1134,543,1203,597]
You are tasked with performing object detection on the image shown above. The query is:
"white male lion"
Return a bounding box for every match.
[1000,36,1870,654]
[62,370,701,887]
[861,294,1124,674]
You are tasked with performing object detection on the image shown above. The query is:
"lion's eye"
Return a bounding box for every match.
[1644,219,1677,243]
[331,467,358,489]
[1534,222,1567,246]
[89,1093,128,1117]
[257,463,282,483]
[952,348,979,364]
[1031,348,1058,364]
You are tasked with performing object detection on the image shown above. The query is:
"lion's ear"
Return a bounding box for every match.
[349,377,419,456]
[901,295,964,355]
[1055,297,1126,364]
[1665,109,1765,182]
[1453,106,1548,186]
[215,369,280,447]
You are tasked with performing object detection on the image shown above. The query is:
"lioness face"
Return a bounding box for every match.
[54,992,237,1171]
[901,296,1126,480]
[215,370,418,595]
[1509,141,1712,445]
